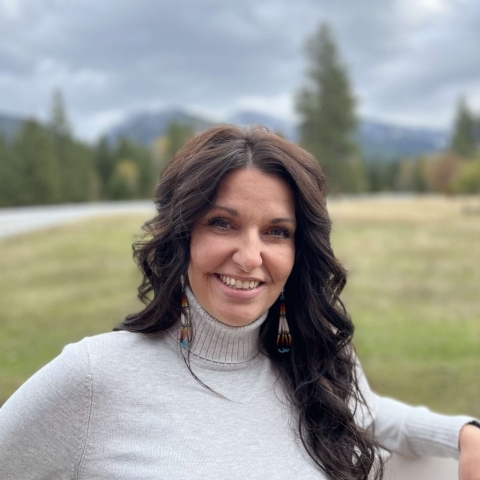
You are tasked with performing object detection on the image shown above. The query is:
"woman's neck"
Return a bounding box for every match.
[172,287,269,367]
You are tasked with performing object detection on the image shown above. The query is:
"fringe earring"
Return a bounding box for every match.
[276,290,291,353]
[179,275,193,349]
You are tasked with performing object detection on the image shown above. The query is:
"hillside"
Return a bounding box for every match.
[0,114,26,142]
[104,108,450,160]
[106,109,217,146]
[359,120,449,161]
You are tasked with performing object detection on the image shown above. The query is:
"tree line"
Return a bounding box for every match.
[296,24,480,195]
[1,24,479,208]
[0,91,160,207]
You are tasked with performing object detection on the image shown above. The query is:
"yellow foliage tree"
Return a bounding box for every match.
[452,155,480,194]
[423,152,466,194]
[106,159,139,200]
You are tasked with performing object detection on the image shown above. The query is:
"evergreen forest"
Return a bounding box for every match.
[1,24,480,208]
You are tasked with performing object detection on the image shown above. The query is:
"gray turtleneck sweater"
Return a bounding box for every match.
[0,289,473,479]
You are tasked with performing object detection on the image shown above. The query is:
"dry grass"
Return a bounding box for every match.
[329,195,480,415]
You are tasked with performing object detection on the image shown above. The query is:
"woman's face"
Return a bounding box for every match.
[188,167,296,327]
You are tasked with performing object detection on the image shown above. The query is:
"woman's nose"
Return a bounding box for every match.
[231,231,263,272]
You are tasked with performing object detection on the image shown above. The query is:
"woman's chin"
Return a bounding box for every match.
[213,306,263,327]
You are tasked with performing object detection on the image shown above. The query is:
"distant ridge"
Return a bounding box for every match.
[104,107,450,161]
[359,119,449,161]
[226,111,298,141]
[106,108,217,146]
[0,113,27,142]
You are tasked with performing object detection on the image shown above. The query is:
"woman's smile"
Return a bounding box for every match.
[217,274,262,290]
[213,273,264,300]
[187,167,296,327]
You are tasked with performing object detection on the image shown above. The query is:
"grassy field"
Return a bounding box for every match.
[0,196,479,416]
[330,196,480,416]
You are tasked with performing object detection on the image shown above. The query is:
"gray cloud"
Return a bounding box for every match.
[1,0,479,139]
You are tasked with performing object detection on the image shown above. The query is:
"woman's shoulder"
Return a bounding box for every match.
[75,329,176,367]
[58,329,179,396]
[80,329,155,351]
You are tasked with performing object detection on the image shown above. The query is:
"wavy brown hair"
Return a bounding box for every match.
[115,125,384,480]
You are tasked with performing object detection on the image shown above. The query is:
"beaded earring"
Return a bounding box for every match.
[276,290,291,353]
[179,275,193,349]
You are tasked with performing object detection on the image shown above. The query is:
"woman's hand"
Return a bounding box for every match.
[459,424,480,480]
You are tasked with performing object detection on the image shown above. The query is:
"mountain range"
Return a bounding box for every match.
[105,108,450,161]
[0,109,451,161]
[0,114,27,142]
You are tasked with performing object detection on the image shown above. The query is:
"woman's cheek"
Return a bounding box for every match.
[271,247,295,281]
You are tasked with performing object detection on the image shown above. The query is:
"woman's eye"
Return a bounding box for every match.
[269,227,291,239]
[207,217,230,229]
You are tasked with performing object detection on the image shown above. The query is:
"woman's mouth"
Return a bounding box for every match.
[218,274,261,291]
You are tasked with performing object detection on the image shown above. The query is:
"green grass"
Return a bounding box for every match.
[0,215,149,405]
[1,197,479,416]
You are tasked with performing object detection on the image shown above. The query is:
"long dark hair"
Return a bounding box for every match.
[115,125,384,480]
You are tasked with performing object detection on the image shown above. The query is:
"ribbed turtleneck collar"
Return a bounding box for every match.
[171,287,269,367]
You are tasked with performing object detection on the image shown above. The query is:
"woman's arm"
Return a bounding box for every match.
[372,395,474,459]
[0,340,92,480]
[354,358,477,460]
[459,423,480,480]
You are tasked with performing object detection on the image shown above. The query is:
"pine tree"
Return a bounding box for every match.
[50,89,71,139]
[451,97,476,158]
[296,23,360,193]
[0,135,14,206]
[166,122,194,160]
[95,136,115,199]
[131,143,156,198]
[12,120,61,205]
[48,89,94,202]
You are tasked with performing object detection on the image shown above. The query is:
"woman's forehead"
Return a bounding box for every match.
[212,169,296,222]
[217,168,293,197]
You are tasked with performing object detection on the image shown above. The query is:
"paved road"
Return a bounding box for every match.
[0,201,156,240]
[1,193,474,242]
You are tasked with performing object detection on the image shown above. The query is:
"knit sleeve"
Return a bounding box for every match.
[354,359,475,459]
[0,340,92,480]
[372,396,475,459]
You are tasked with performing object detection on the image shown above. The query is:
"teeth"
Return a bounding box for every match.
[220,275,260,290]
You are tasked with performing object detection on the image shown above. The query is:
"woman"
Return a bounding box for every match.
[0,125,479,480]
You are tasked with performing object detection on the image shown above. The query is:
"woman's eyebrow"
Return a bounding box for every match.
[211,205,296,226]
[211,205,238,216]
[271,217,296,226]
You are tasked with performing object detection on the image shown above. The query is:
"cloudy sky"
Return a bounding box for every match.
[1,0,480,140]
